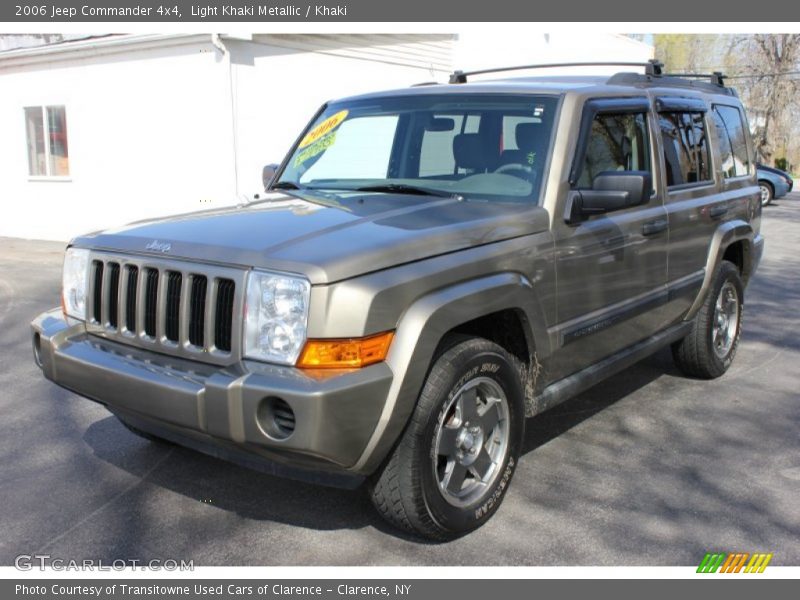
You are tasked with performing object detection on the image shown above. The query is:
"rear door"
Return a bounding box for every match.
[656,97,746,322]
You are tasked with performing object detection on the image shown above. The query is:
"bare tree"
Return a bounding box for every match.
[656,34,800,169]
[727,35,800,164]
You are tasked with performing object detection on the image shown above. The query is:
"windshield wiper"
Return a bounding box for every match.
[271,181,305,190]
[355,183,462,200]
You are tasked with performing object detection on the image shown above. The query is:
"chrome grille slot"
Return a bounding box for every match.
[91,261,103,323]
[189,275,207,347]
[144,268,159,338]
[107,263,120,329]
[85,252,244,365]
[165,271,182,343]
[214,278,235,352]
[124,266,138,333]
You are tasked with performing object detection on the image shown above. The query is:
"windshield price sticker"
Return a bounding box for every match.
[299,110,349,149]
[295,131,338,167]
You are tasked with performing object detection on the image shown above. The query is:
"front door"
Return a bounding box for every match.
[548,99,669,382]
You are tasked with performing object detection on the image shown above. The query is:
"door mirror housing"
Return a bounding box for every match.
[564,171,652,224]
[262,163,279,189]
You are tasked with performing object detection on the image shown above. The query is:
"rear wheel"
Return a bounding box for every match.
[759,181,774,206]
[369,337,525,540]
[672,260,743,379]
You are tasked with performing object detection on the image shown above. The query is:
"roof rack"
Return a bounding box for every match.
[448,59,734,94]
[448,59,664,84]
[662,71,727,86]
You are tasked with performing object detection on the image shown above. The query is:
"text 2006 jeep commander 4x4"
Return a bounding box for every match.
[32,61,764,539]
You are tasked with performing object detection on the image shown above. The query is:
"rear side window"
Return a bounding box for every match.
[659,112,712,187]
[577,112,651,188]
[712,105,751,178]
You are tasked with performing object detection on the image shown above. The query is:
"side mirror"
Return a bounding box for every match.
[564,171,652,224]
[262,163,279,189]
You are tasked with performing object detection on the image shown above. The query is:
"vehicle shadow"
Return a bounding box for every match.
[81,346,678,547]
[522,347,676,454]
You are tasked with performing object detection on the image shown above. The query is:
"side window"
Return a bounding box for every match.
[659,112,712,187]
[578,112,650,188]
[712,105,751,178]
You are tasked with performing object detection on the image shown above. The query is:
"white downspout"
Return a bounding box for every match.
[212,33,239,198]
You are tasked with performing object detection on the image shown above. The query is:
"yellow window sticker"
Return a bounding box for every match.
[298,110,349,149]
[295,131,338,167]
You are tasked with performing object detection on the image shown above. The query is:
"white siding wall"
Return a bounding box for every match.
[0,38,233,241]
[0,33,652,242]
[228,34,454,196]
[0,34,454,241]
[454,32,654,75]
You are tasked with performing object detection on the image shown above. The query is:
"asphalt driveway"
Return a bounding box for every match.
[1,194,798,566]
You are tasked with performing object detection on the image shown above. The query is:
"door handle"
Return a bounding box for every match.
[642,219,668,236]
[709,205,728,219]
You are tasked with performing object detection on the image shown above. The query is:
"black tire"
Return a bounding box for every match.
[117,417,171,444]
[672,260,744,379]
[759,181,774,207]
[369,337,525,540]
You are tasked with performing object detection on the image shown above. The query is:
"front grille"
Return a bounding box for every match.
[87,254,242,363]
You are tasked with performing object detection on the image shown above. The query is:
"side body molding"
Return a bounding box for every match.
[686,219,755,320]
[352,272,550,474]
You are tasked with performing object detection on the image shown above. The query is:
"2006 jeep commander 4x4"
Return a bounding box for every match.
[32,60,764,539]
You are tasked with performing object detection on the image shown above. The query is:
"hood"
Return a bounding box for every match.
[72,192,550,284]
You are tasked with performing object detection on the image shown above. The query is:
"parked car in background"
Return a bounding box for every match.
[757,164,793,206]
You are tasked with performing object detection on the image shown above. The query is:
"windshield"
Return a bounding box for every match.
[276,93,559,203]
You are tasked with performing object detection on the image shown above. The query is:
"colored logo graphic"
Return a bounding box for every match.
[697,552,773,573]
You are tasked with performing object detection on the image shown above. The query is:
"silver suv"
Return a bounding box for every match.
[32,61,764,539]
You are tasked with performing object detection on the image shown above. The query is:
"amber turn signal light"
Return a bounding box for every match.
[297,331,394,369]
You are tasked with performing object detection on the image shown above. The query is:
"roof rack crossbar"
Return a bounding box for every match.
[662,71,727,86]
[449,59,664,84]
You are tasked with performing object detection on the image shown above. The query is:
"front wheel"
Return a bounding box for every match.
[672,260,744,379]
[369,337,525,540]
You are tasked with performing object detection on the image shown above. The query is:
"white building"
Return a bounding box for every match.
[0,33,653,241]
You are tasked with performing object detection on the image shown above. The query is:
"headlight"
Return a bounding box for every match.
[62,248,90,320]
[244,270,311,365]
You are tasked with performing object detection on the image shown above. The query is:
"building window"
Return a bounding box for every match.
[24,106,69,177]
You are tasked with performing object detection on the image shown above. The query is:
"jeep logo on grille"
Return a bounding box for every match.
[145,240,171,253]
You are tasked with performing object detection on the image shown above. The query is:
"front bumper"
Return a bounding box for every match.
[31,309,393,486]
